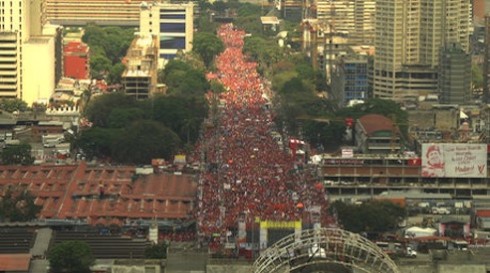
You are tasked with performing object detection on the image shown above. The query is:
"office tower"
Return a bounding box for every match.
[139,2,194,67]
[46,0,146,26]
[373,0,470,101]
[438,44,471,104]
[315,0,375,44]
[0,0,62,105]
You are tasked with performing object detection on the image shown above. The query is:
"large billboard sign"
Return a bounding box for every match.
[421,143,487,178]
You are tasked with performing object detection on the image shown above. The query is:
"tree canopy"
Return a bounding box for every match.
[78,89,208,163]
[0,98,28,113]
[192,32,225,67]
[330,200,406,233]
[48,241,95,273]
[82,24,134,83]
[0,186,41,222]
[111,120,181,164]
[1,144,35,165]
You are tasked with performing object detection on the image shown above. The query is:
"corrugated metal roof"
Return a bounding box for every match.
[358,114,395,136]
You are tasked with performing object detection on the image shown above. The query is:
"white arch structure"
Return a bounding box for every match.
[253,228,401,273]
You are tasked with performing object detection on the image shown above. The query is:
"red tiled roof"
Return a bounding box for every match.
[358,114,395,136]
[0,254,31,271]
[0,162,196,225]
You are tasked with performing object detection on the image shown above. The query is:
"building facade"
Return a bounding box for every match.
[331,55,369,105]
[64,41,90,80]
[373,0,470,101]
[315,0,375,44]
[45,0,146,26]
[139,2,194,67]
[0,0,61,106]
[122,35,159,99]
[438,44,472,105]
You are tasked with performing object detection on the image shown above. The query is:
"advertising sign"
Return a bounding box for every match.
[421,143,487,178]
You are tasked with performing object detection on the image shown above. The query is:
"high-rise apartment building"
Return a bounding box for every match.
[315,0,375,44]
[0,0,62,105]
[46,0,146,26]
[139,1,193,67]
[373,0,470,101]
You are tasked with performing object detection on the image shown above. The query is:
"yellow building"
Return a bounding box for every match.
[0,0,62,106]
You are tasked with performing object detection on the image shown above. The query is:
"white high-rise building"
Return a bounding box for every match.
[139,1,194,67]
[373,0,470,101]
[0,0,61,105]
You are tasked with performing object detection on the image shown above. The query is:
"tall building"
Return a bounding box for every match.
[0,0,61,105]
[315,0,375,44]
[139,1,194,67]
[373,0,470,101]
[45,0,146,26]
[438,44,471,105]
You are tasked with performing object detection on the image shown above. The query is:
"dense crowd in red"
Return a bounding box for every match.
[196,24,333,243]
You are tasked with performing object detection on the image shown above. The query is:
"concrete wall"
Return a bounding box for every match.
[206,264,253,273]
[437,264,486,273]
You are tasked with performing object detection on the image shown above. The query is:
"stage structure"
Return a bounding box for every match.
[253,228,401,273]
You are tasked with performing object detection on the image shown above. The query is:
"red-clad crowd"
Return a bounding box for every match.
[196,24,333,244]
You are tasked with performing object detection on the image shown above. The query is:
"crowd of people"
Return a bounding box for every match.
[196,24,333,246]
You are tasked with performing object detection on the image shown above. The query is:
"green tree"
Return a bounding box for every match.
[84,92,137,127]
[111,120,181,164]
[107,63,126,84]
[48,241,95,273]
[152,96,208,144]
[330,200,406,233]
[75,128,121,160]
[192,32,225,67]
[0,98,28,113]
[107,107,145,128]
[1,144,34,165]
[0,186,41,222]
[144,242,169,259]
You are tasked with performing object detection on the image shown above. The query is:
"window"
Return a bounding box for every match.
[160,37,185,49]
[160,14,185,19]
[160,23,185,33]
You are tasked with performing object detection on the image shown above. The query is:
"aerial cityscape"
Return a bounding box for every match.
[1,0,490,273]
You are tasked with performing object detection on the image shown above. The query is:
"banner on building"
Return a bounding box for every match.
[421,143,487,178]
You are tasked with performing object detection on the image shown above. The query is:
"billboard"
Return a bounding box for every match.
[421,143,487,178]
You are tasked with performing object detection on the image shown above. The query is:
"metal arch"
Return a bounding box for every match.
[253,228,401,273]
